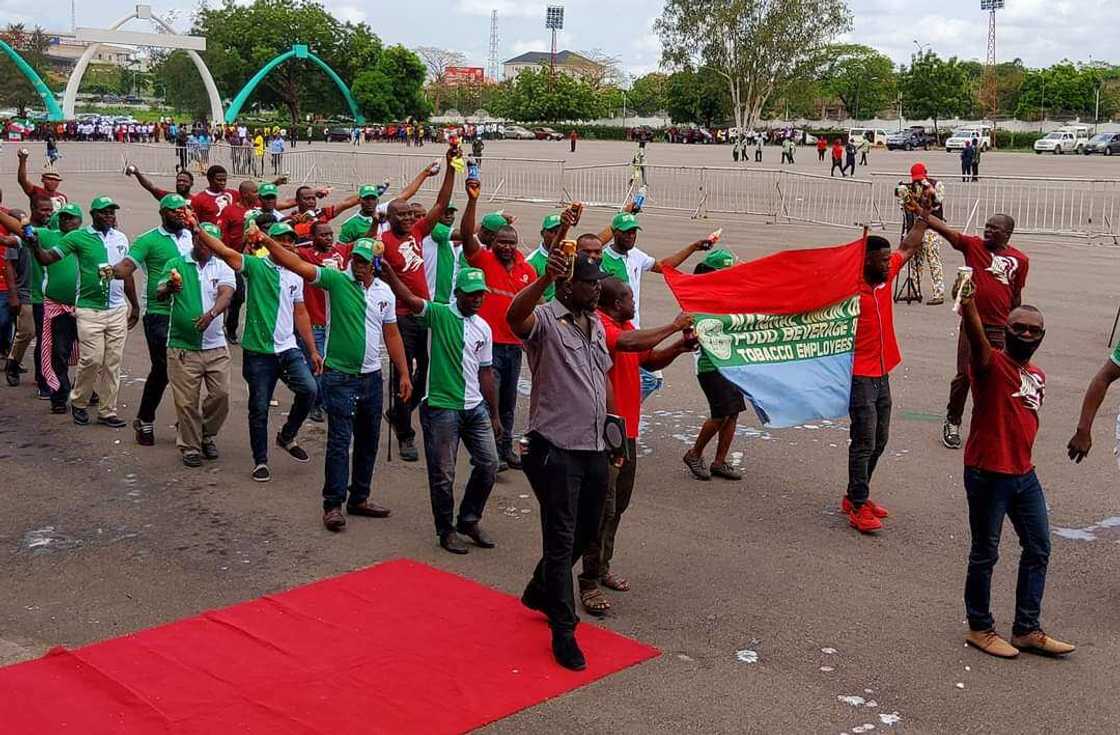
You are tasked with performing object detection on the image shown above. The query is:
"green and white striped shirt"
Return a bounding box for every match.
[419,301,492,410]
[313,266,397,375]
[238,255,304,355]
[158,253,236,350]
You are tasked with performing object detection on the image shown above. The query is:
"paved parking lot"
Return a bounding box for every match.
[2,140,1119,733]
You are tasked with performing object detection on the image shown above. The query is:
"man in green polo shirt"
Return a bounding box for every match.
[193,219,322,483]
[422,202,461,304]
[381,262,501,555]
[26,196,139,427]
[0,203,83,412]
[112,193,193,446]
[338,183,386,243]
[156,222,236,467]
[526,213,562,302]
[249,230,412,533]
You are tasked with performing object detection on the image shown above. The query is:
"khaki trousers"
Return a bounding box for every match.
[168,346,231,454]
[72,305,128,417]
[9,304,35,364]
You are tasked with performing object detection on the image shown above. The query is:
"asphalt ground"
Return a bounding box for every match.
[2,140,1120,734]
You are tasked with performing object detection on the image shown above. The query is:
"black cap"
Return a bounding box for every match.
[571,252,609,281]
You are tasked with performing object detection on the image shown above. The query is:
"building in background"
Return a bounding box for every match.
[43,32,135,71]
[502,50,604,81]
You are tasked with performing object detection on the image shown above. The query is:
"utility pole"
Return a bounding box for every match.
[487,10,500,82]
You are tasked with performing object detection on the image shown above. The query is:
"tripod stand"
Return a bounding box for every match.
[893,220,922,304]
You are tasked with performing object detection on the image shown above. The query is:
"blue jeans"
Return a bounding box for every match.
[242,348,318,465]
[321,368,383,510]
[0,296,13,358]
[491,343,522,457]
[964,468,1051,636]
[298,325,327,409]
[639,367,663,402]
[420,402,499,536]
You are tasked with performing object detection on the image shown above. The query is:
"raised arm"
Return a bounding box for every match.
[917,209,963,249]
[393,162,439,204]
[16,149,34,197]
[378,262,426,315]
[898,218,927,264]
[250,228,317,283]
[596,201,634,246]
[419,146,457,232]
[958,282,991,371]
[192,218,244,271]
[652,239,709,273]
[329,193,362,218]
[508,248,566,339]
[1067,360,1120,463]
[616,312,692,352]
[0,209,24,234]
[125,165,166,202]
[460,178,481,260]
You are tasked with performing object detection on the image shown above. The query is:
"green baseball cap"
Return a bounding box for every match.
[610,212,641,232]
[446,202,459,212]
[702,248,735,271]
[480,212,507,232]
[455,267,489,294]
[159,193,189,210]
[541,214,562,231]
[351,237,384,262]
[199,222,222,238]
[268,222,295,238]
[358,184,381,199]
[258,183,278,198]
[57,203,83,221]
[89,196,119,212]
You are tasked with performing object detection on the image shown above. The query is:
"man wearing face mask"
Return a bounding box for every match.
[113,194,194,446]
[507,239,613,672]
[954,281,1073,659]
[918,210,1029,451]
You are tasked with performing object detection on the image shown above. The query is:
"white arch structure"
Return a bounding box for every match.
[63,4,223,121]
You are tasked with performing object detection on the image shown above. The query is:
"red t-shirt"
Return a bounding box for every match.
[599,311,645,439]
[292,205,337,243]
[381,220,432,315]
[953,235,1028,327]
[28,185,67,211]
[964,350,1045,475]
[297,243,353,325]
[467,248,537,345]
[831,145,844,160]
[853,252,903,378]
[219,200,249,252]
[190,188,239,224]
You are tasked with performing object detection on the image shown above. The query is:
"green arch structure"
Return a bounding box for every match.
[224,44,364,125]
[0,39,64,121]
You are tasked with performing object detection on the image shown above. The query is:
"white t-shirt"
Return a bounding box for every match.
[602,245,657,327]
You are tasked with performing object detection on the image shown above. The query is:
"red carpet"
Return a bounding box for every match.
[0,559,659,734]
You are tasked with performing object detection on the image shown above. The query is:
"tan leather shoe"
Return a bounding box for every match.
[1011,630,1076,656]
[966,629,1020,658]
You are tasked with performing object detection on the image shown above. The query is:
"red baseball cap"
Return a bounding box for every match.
[910,163,928,181]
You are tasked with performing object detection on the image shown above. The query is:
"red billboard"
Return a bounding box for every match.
[445,66,485,85]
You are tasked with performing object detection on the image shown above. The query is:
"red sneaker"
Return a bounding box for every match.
[848,503,883,534]
[842,496,889,519]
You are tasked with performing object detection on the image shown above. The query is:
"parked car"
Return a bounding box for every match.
[503,124,535,140]
[683,127,713,144]
[848,127,890,147]
[945,126,992,152]
[1083,132,1120,156]
[886,126,936,151]
[533,127,563,140]
[1034,130,1080,154]
[324,126,352,142]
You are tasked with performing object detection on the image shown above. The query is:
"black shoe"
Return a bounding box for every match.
[37,389,51,400]
[181,451,203,468]
[50,403,67,414]
[521,587,546,613]
[551,631,587,671]
[71,406,90,425]
[276,433,310,462]
[97,415,127,429]
[309,406,325,423]
[89,393,100,405]
[399,436,419,462]
[497,459,509,473]
[251,464,271,482]
[439,531,470,554]
[5,363,19,386]
[201,438,219,460]
[133,419,154,446]
[457,521,496,548]
[504,450,523,470]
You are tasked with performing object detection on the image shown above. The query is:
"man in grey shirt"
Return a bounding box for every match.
[507,246,613,672]
[5,215,36,389]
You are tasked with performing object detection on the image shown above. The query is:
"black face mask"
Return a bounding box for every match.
[1005,329,1044,362]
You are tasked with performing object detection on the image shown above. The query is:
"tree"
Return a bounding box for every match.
[819,44,897,119]
[0,24,56,116]
[580,49,626,89]
[414,46,467,111]
[486,65,604,122]
[656,0,851,136]
[627,72,669,116]
[152,51,212,117]
[664,67,731,127]
[899,51,972,135]
[352,45,431,121]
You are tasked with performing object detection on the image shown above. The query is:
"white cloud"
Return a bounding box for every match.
[454,0,539,19]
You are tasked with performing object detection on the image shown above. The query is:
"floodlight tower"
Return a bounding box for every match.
[487,10,500,82]
[980,0,1003,127]
[545,5,564,89]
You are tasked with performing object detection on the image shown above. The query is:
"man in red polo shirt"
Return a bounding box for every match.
[845,223,927,534]
[459,177,538,470]
[190,166,239,224]
[17,149,67,211]
[380,145,457,461]
[577,277,694,615]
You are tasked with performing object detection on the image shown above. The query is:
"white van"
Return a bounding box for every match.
[945,126,993,152]
[848,128,890,147]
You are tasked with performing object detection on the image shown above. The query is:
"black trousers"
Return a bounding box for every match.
[225,271,246,339]
[522,433,609,632]
[388,314,429,442]
[50,311,77,408]
[847,375,891,506]
[137,314,170,423]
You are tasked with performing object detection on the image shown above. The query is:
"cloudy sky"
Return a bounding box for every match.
[5,0,1113,77]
